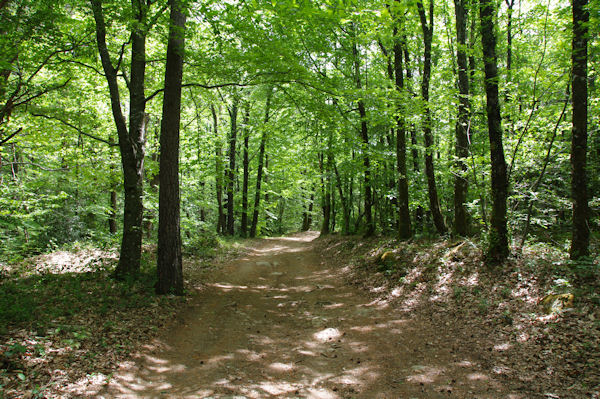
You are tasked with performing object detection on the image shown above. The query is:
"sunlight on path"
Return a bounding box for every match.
[86,232,517,399]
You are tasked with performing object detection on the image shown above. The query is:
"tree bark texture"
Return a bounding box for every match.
[156,0,185,295]
[480,0,509,262]
[570,0,590,259]
[417,0,447,235]
[453,0,470,236]
[90,0,147,279]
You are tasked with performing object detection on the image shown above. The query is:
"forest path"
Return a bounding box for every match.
[98,232,513,399]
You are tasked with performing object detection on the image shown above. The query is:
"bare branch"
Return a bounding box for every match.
[0,127,23,145]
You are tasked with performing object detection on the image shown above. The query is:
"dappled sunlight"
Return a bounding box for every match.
[313,327,343,342]
[95,233,519,398]
[407,365,445,384]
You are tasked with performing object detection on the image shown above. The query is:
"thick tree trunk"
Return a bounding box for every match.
[417,0,447,235]
[250,89,272,238]
[570,0,590,260]
[480,0,509,262]
[453,0,470,236]
[90,0,147,279]
[392,22,412,239]
[240,106,250,237]
[156,0,185,295]
[211,105,225,234]
[225,98,238,236]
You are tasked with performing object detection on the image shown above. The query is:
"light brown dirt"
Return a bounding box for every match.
[93,232,523,399]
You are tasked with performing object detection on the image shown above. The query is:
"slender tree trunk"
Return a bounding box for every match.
[156,0,185,295]
[480,0,509,262]
[301,189,315,231]
[392,20,412,239]
[225,98,239,236]
[108,134,118,234]
[351,23,374,236]
[211,104,225,234]
[90,0,147,279]
[319,153,331,235]
[250,89,272,237]
[417,0,447,235]
[570,0,590,259]
[453,0,470,236]
[333,162,350,234]
[240,106,250,237]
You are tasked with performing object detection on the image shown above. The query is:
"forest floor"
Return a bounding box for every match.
[1,232,599,398]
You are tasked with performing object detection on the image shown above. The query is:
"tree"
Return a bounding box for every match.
[417,0,447,235]
[453,0,470,236]
[90,0,150,279]
[479,0,509,262]
[250,88,272,238]
[156,0,186,295]
[392,9,412,239]
[569,0,590,260]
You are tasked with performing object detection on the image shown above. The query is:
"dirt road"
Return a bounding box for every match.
[97,233,516,398]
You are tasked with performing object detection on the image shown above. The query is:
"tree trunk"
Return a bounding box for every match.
[156,0,185,295]
[225,97,238,236]
[417,0,447,235]
[351,23,374,237]
[392,18,412,239]
[211,104,225,234]
[319,153,331,235]
[240,105,250,237]
[90,0,147,279]
[250,89,272,238]
[301,185,315,232]
[453,0,470,236]
[108,134,118,234]
[570,0,590,259]
[480,0,509,262]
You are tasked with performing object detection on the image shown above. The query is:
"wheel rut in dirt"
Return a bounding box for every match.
[99,232,515,398]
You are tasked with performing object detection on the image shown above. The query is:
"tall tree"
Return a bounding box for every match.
[479,0,509,262]
[351,23,374,237]
[90,0,149,279]
[569,0,590,260]
[225,96,239,236]
[156,0,186,295]
[240,105,251,237]
[250,88,272,238]
[453,0,470,236]
[211,104,225,234]
[417,0,447,235]
[392,14,412,239]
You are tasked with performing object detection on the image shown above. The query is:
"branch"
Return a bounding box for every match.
[58,57,105,76]
[30,113,117,147]
[0,128,23,145]
[12,78,71,109]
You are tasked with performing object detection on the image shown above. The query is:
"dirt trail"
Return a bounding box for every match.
[97,232,517,399]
